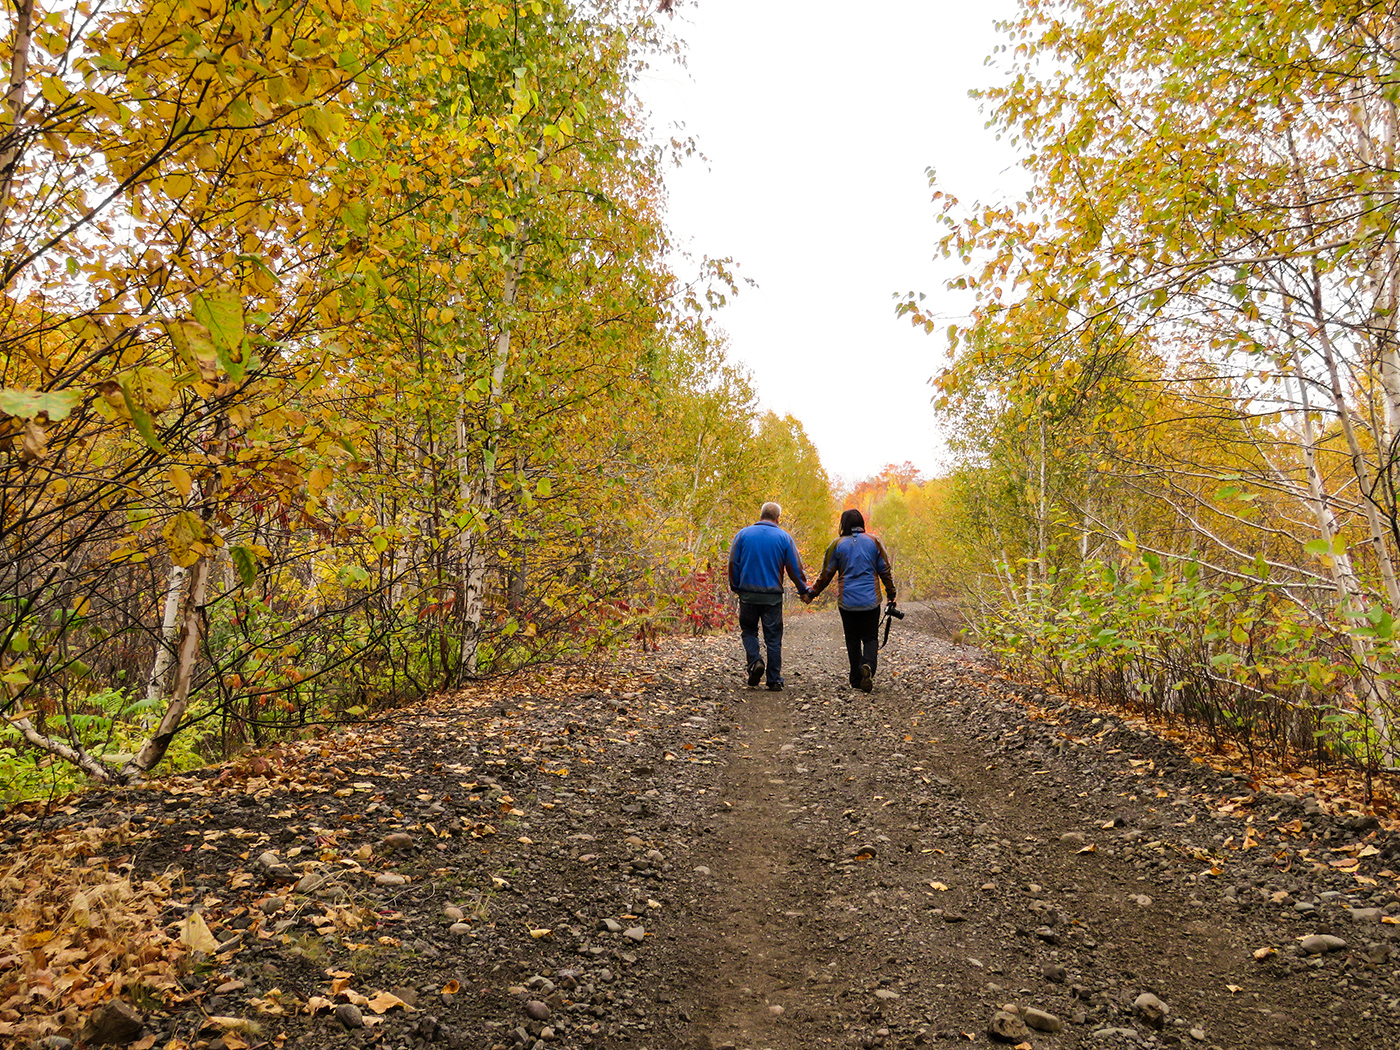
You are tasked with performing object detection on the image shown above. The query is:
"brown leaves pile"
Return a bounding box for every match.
[0,823,183,1043]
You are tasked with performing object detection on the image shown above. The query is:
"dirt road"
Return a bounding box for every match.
[657,609,1400,1049]
[21,607,1400,1050]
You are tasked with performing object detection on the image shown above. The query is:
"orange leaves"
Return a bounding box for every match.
[0,827,185,1043]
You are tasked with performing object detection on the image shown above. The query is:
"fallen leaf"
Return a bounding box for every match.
[204,1016,252,1029]
[1077,843,1096,854]
[365,990,412,1014]
[441,980,460,995]
[928,882,949,892]
[180,912,219,953]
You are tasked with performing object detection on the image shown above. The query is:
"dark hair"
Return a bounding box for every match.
[839,509,864,536]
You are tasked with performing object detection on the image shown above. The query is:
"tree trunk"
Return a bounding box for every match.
[121,552,214,778]
[0,0,34,247]
[458,238,527,676]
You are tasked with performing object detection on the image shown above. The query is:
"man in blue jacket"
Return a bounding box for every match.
[728,502,811,691]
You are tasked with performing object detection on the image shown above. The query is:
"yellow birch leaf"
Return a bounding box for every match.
[169,465,193,498]
[180,911,219,953]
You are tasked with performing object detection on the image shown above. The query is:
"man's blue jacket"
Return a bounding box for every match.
[727,520,809,599]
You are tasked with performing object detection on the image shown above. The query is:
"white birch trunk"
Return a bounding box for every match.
[121,552,214,778]
[143,562,188,716]
[458,241,526,675]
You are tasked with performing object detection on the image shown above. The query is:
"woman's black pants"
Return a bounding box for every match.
[838,606,881,687]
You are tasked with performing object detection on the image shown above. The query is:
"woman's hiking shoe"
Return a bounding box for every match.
[748,659,765,687]
[859,664,874,693]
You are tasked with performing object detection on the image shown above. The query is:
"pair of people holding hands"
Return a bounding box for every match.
[727,503,897,693]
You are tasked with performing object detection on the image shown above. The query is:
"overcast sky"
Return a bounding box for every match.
[639,0,1025,491]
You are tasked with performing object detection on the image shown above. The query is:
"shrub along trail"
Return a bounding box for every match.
[3,608,1399,1049]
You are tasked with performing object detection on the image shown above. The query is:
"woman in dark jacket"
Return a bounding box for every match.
[804,509,897,692]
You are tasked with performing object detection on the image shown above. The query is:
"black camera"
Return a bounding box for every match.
[885,604,904,619]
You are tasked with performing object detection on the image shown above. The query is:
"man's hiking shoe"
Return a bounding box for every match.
[767,681,784,691]
[747,660,765,687]
[859,664,873,693]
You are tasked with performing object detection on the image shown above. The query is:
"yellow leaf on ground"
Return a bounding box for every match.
[366,990,412,1014]
[180,912,219,953]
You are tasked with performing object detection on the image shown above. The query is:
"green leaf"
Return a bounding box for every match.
[116,375,168,453]
[230,545,258,589]
[343,199,369,237]
[0,387,82,421]
[191,288,247,381]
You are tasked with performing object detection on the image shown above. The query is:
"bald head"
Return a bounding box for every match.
[760,502,782,522]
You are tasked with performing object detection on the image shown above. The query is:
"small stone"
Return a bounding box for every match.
[1041,963,1067,983]
[296,872,330,893]
[84,1001,144,1044]
[259,897,286,915]
[448,922,471,936]
[874,989,899,1000]
[768,1004,784,1016]
[444,906,464,921]
[335,1003,364,1029]
[1348,907,1384,923]
[1133,992,1167,1029]
[375,873,407,886]
[693,865,711,876]
[624,926,646,942]
[1300,934,1348,955]
[987,1010,1030,1042]
[599,918,623,933]
[37,1037,74,1050]
[1190,1028,1207,1041]
[1060,832,1088,846]
[1023,1008,1062,1033]
[1130,894,1153,907]
[255,851,282,869]
[383,832,415,850]
[1093,1028,1139,1040]
[215,979,246,995]
[524,1000,551,1021]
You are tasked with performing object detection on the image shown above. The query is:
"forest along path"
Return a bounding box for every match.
[660,608,1400,1050]
[16,608,1400,1050]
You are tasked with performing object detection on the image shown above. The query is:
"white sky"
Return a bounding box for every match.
[640,0,1025,490]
